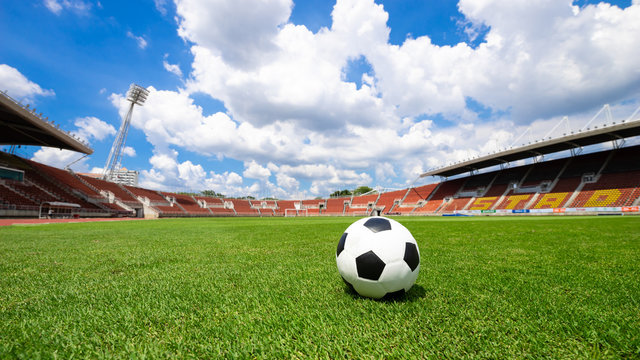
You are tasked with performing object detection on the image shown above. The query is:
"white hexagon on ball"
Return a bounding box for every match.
[336,216,420,299]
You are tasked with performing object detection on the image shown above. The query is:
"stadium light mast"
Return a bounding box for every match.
[103,84,149,182]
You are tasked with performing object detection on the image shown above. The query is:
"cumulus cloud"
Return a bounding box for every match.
[0,64,55,102]
[243,160,272,180]
[162,55,183,77]
[109,0,640,197]
[44,0,63,14]
[184,2,396,132]
[123,146,136,157]
[275,172,299,193]
[73,116,116,142]
[154,0,168,15]
[32,148,86,171]
[454,0,640,121]
[43,0,92,15]
[175,0,293,68]
[136,149,256,196]
[127,31,148,49]
[375,162,397,184]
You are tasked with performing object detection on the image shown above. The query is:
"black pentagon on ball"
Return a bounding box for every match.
[363,217,392,233]
[356,250,386,280]
[336,233,347,257]
[404,242,420,271]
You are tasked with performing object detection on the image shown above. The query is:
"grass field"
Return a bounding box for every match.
[1,216,639,358]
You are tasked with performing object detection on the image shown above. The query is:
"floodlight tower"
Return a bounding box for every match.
[103,84,149,182]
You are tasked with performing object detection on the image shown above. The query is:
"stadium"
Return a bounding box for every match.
[2,1,640,358]
[2,85,640,358]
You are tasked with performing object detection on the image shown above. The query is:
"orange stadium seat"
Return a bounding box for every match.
[376,189,408,214]
[413,178,465,214]
[82,176,140,204]
[124,185,168,203]
[324,197,349,215]
[226,199,260,216]
[402,184,438,204]
[440,197,473,213]
[345,194,378,215]
[162,192,211,216]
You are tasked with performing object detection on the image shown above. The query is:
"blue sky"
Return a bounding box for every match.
[1,0,639,199]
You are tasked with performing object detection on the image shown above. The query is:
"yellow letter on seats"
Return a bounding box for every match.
[534,193,568,209]
[585,189,621,207]
[469,197,497,210]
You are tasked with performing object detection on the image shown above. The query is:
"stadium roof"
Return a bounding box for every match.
[0,91,93,154]
[421,116,640,178]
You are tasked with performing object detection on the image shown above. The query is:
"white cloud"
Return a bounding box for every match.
[127,31,148,49]
[123,146,136,157]
[110,88,238,157]
[43,0,92,15]
[135,148,269,197]
[275,172,299,193]
[185,22,396,132]
[177,160,208,190]
[455,0,640,121]
[154,0,168,15]
[243,160,271,180]
[32,148,89,172]
[149,151,178,172]
[44,0,62,14]
[0,64,55,102]
[162,55,183,77]
[374,162,396,184]
[73,116,116,142]
[175,0,293,68]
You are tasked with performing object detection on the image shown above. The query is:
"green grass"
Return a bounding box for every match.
[1,216,639,358]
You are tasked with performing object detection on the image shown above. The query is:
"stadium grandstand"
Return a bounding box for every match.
[2,92,640,218]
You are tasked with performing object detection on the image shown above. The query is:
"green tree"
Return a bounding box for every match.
[200,190,225,198]
[330,189,352,198]
[177,191,198,196]
[353,186,374,195]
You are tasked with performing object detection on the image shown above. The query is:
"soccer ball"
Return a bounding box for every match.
[336,216,420,299]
